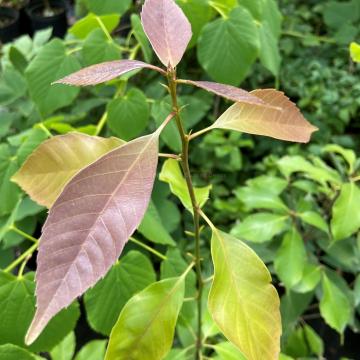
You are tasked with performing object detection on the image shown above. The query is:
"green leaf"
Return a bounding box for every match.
[138,201,176,245]
[299,211,328,233]
[0,344,38,360]
[74,340,107,360]
[354,274,360,307]
[213,342,247,360]
[85,0,131,15]
[323,144,356,174]
[107,88,150,141]
[152,94,211,152]
[350,41,360,62]
[0,271,80,353]
[26,39,81,116]
[258,22,281,76]
[69,13,120,39]
[319,273,351,334]
[244,0,283,76]
[151,98,181,152]
[9,46,28,73]
[280,291,313,334]
[208,229,281,360]
[131,14,153,63]
[0,198,21,242]
[197,7,259,85]
[0,67,27,105]
[278,155,341,186]
[292,263,322,293]
[84,251,156,335]
[303,324,324,356]
[234,185,288,212]
[331,182,360,241]
[275,228,306,289]
[159,159,211,212]
[50,332,76,360]
[323,1,359,28]
[177,0,214,47]
[231,213,289,243]
[105,276,186,360]
[0,145,21,216]
[246,175,288,195]
[82,28,120,66]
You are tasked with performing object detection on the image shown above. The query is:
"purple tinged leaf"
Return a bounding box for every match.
[25,128,163,345]
[179,80,266,106]
[53,60,165,86]
[141,0,192,67]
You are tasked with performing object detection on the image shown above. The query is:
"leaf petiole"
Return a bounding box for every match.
[129,237,167,260]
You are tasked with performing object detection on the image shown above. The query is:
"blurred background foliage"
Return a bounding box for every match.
[0,0,359,359]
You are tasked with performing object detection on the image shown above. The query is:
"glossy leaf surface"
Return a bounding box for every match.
[331,182,360,241]
[197,7,260,85]
[107,88,150,141]
[54,60,164,86]
[159,159,211,212]
[105,277,185,360]
[12,133,124,208]
[0,344,38,360]
[0,271,79,353]
[212,89,317,143]
[50,332,75,360]
[319,274,351,334]
[26,129,162,344]
[84,251,156,335]
[141,0,192,67]
[274,229,307,289]
[75,340,107,360]
[231,213,289,243]
[26,39,81,116]
[138,201,176,245]
[208,229,281,360]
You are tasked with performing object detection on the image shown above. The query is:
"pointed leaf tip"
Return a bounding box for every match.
[213,89,317,143]
[53,60,165,86]
[141,0,192,67]
[25,130,161,344]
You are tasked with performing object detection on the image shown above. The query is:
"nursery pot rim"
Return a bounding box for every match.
[0,6,20,28]
[26,0,66,20]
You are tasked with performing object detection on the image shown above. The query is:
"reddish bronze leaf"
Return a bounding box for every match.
[179,80,265,106]
[53,60,165,86]
[212,89,317,143]
[141,0,192,67]
[25,129,162,345]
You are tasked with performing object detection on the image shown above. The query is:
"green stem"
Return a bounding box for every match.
[10,225,37,243]
[4,242,38,273]
[282,30,336,44]
[129,237,167,260]
[167,68,203,360]
[95,16,113,42]
[94,112,108,136]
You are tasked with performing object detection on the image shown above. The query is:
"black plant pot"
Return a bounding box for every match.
[0,7,20,43]
[18,0,32,35]
[26,0,68,38]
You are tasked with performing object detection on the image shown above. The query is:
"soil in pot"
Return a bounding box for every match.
[0,7,20,43]
[26,0,68,38]
[1,0,31,35]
